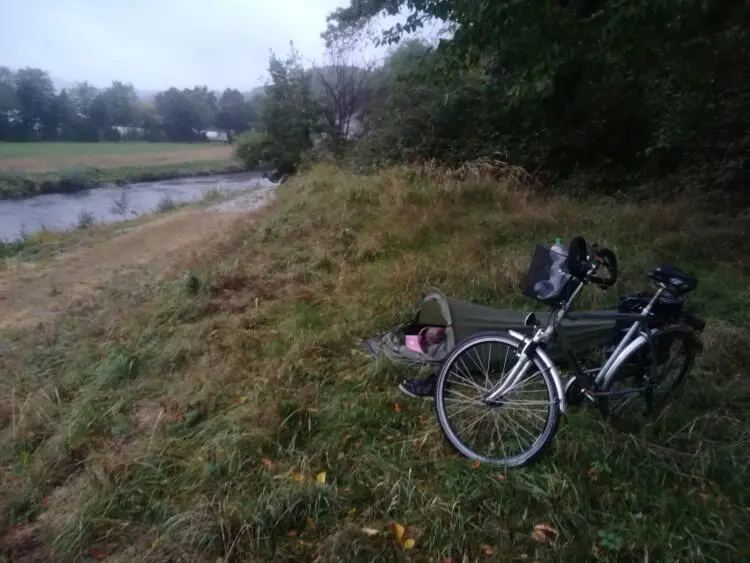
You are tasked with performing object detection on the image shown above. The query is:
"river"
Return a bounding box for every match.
[0,172,276,241]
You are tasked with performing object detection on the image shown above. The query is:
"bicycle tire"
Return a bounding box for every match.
[434,331,561,468]
[598,327,697,424]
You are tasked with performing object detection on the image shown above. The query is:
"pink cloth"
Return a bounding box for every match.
[405,334,422,353]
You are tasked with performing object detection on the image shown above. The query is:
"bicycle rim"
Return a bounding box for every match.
[435,333,559,468]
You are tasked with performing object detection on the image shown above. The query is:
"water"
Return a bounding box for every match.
[0,171,276,241]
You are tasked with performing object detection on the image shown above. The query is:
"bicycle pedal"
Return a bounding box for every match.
[564,377,586,406]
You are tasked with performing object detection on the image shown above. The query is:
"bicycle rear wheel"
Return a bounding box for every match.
[434,332,560,468]
[598,328,697,430]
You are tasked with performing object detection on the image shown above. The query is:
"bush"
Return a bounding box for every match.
[156,195,177,213]
[234,131,299,177]
[76,209,95,229]
[233,131,273,169]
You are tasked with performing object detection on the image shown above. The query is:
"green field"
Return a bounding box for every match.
[1,163,748,562]
[0,141,222,160]
[0,141,242,200]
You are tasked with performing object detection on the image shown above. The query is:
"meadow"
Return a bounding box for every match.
[0,141,242,199]
[1,163,749,562]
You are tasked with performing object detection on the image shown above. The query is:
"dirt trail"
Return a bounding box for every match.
[0,189,274,331]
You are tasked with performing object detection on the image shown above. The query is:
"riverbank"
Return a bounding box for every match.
[1,163,748,561]
[0,183,275,262]
[0,186,275,331]
[0,170,274,242]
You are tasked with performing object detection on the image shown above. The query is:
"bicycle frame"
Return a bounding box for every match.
[568,286,668,391]
[484,277,589,409]
[484,271,684,411]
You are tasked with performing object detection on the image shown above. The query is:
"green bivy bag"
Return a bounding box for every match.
[363,287,615,367]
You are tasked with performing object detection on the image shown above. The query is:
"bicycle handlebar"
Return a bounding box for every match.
[567,236,618,288]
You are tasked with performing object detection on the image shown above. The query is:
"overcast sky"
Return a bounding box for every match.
[2,0,442,92]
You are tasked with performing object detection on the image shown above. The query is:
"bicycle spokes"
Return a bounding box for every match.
[441,339,553,461]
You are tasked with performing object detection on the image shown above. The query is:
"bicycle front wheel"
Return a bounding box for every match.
[434,332,560,468]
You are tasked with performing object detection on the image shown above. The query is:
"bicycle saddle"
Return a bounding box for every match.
[647,264,697,293]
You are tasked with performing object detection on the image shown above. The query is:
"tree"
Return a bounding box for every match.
[217,88,250,141]
[15,67,55,140]
[323,0,750,188]
[155,87,215,141]
[186,86,218,134]
[244,90,265,132]
[311,39,373,156]
[255,43,324,174]
[0,66,18,140]
[45,89,76,141]
[133,100,165,141]
[68,82,101,141]
[103,81,138,126]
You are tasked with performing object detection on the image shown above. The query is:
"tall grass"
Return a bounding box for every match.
[1,163,749,562]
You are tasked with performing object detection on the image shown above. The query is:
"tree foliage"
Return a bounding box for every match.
[323,0,750,190]
[235,44,325,174]
[0,67,263,143]
[312,42,373,156]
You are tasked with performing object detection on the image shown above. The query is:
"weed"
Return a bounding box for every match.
[201,187,225,202]
[110,189,131,216]
[76,210,95,230]
[156,195,177,213]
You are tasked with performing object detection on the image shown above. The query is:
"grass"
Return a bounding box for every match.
[0,141,246,200]
[2,163,750,562]
[0,142,220,160]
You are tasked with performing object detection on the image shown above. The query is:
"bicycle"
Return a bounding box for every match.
[433,236,706,467]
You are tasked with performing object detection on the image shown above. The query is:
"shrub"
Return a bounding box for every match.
[156,195,177,213]
[234,131,273,169]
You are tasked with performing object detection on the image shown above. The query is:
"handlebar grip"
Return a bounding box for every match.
[567,236,590,281]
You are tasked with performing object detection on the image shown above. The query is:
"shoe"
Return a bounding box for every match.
[398,375,436,400]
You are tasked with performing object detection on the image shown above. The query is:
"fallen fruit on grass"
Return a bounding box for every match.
[531,522,558,544]
[315,471,326,484]
[403,538,416,549]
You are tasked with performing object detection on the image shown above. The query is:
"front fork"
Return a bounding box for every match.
[483,354,533,404]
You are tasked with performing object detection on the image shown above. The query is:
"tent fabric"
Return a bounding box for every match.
[364,286,615,367]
